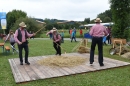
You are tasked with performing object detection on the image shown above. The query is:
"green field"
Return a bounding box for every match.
[0,39,130,86]
[39,29,89,38]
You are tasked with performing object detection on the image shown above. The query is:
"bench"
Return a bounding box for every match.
[5,46,10,54]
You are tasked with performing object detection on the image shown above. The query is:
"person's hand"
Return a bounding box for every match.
[106,34,109,37]
[19,42,22,45]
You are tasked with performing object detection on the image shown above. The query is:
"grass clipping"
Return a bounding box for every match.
[38,56,88,67]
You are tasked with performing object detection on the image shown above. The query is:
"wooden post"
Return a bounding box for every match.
[112,38,126,56]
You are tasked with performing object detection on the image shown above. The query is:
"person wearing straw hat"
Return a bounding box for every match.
[14,22,36,65]
[46,27,62,55]
[89,18,108,66]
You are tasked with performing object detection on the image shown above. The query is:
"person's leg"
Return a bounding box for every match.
[18,44,23,65]
[23,43,29,64]
[103,36,107,45]
[57,42,61,55]
[90,37,97,64]
[10,42,15,53]
[108,35,112,44]
[53,42,58,55]
[50,35,51,39]
[71,37,74,42]
[104,41,107,45]
[61,37,63,43]
[110,37,111,44]
[74,37,77,42]
[97,37,104,66]
[107,35,110,44]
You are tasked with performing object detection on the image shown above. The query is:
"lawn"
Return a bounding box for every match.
[0,39,130,86]
[39,29,89,38]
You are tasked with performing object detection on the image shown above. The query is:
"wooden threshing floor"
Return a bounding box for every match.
[8,53,130,83]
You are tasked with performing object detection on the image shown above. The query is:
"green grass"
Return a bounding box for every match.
[0,39,130,86]
[39,29,89,38]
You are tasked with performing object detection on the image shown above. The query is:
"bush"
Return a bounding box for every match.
[11,17,43,37]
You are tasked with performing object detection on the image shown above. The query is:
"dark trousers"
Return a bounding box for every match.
[107,35,111,44]
[61,37,64,43]
[71,37,76,42]
[90,37,103,64]
[18,42,29,63]
[53,42,61,55]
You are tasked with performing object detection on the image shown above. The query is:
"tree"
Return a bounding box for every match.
[11,17,43,37]
[97,9,112,22]
[84,18,90,24]
[45,24,53,30]
[6,9,27,33]
[105,10,112,20]
[110,0,130,39]
[65,24,71,29]
[104,17,111,23]
[90,19,95,23]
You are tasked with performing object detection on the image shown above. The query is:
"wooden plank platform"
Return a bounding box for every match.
[8,53,130,83]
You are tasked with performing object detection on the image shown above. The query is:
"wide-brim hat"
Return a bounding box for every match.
[19,22,27,27]
[94,18,102,23]
[52,27,57,32]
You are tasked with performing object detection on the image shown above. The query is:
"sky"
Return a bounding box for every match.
[0,0,110,21]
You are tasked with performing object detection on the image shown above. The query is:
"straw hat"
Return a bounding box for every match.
[94,18,102,23]
[19,22,27,27]
[52,27,57,32]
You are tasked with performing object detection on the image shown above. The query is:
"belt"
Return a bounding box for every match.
[93,36,103,38]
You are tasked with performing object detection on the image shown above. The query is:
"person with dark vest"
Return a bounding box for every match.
[89,18,108,66]
[14,22,35,65]
[46,27,62,56]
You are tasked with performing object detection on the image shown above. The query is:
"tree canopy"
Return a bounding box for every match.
[110,0,130,39]
[97,9,112,23]
[11,17,43,37]
[6,9,27,33]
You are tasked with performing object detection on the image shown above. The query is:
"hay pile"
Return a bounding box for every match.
[77,39,90,53]
[38,56,88,67]
[72,38,90,53]
[77,45,90,53]
[121,52,130,59]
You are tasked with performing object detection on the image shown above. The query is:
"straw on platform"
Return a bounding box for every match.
[38,56,88,67]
